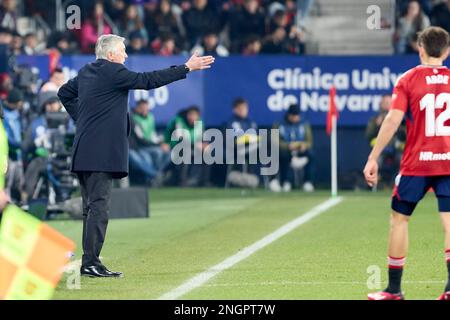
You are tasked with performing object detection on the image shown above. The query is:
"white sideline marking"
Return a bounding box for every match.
[158,197,343,300]
[202,280,446,287]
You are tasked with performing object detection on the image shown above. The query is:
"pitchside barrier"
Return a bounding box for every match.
[14,55,449,186]
[110,187,149,219]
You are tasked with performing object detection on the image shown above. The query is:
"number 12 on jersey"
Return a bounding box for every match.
[420,93,450,137]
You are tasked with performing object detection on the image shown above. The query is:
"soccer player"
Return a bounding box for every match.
[363,26,450,300]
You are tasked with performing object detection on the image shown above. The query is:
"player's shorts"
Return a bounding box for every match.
[391,175,450,216]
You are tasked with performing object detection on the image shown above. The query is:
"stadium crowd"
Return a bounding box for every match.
[0,0,449,58]
[0,0,310,56]
[394,0,450,54]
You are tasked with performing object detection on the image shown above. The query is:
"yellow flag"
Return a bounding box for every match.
[0,205,75,300]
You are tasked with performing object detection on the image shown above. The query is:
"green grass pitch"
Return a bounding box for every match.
[50,188,448,300]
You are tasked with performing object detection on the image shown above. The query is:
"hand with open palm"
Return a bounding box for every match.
[185,51,215,72]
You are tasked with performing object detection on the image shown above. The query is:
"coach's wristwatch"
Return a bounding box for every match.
[184,64,191,73]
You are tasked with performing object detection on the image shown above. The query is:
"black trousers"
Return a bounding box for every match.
[77,172,112,268]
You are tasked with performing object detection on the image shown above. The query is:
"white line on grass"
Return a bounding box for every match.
[202,280,446,287]
[158,196,343,300]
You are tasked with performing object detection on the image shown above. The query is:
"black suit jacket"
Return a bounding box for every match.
[58,59,188,178]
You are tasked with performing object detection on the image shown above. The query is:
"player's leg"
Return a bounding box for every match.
[368,175,425,300]
[368,205,415,300]
[386,210,410,294]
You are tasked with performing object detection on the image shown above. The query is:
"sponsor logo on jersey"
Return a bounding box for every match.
[419,151,450,161]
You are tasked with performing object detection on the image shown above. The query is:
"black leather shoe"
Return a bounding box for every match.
[103,266,124,278]
[80,265,115,278]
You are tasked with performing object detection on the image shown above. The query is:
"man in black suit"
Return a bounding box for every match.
[58,34,214,278]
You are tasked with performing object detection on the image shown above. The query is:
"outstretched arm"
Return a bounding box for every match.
[363,109,405,187]
[113,52,215,91]
[58,76,79,122]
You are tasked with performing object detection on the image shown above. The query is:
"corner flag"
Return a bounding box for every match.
[326,86,338,136]
[327,87,338,197]
[0,205,75,300]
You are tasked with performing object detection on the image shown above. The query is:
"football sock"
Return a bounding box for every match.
[445,250,450,292]
[385,256,405,294]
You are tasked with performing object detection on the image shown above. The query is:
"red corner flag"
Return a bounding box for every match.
[49,49,61,74]
[326,86,338,136]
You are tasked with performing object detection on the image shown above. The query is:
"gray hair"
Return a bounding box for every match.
[95,34,125,60]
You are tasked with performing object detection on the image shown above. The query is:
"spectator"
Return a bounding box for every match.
[10,30,22,55]
[3,88,22,158]
[129,99,171,186]
[225,97,258,136]
[40,68,65,93]
[164,105,210,186]
[47,31,78,55]
[0,27,15,74]
[119,4,149,44]
[396,0,433,18]
[23,0,57,30]
[22,91,66,199]
[182,0,223,48]
[282,0,298,25]
[268,8,289,33]
[394,0,430,54]
[79,2,113,54]
[2,88,25,202]
[267,1,286,18]
[224,97,259,186]
[23,33,42,55]
[286,25,306,54]
[365,94,405,187]
[126,31,149,54]
[431,0,450,34]
[0,26,13,46]
[104,0,128,23]
[142,0,160,26]
[152,33,179,55]
[268,9,305,54]
[54,34,74,54]
[242,35,262,55]
[145,0,182,44]
[261,27,290,54]
[0,73,12,100]
[0,0,18,31]
[271,104,315,192]
[229,0,266,52]
[191,32,229,56]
